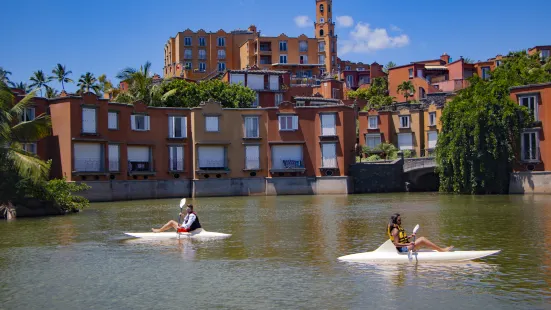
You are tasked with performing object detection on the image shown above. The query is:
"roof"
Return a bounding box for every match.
[509,82,551,91]
[294,96,341,102]
[227,69,288,75]
[528,45,551,51]
[420,92,451,107]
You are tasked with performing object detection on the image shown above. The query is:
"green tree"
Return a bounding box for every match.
[384,61,397,73]
[0,67,15,87]
[77,72,101,95]
[397,80,415,102]
[115,61,154,104]
[45,87,59,99]
[51,63,73,91]
[436,51,550,194]
[348,77,394,109]
[13,82,28,92]
[462,57,475,64]
[29,70,52,97]
[0,80,51,182]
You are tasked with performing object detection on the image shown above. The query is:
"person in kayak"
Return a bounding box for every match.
[152,204,202,233]
[388,213,453,252]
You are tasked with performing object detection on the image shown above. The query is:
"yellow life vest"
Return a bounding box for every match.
[388,224,409,244]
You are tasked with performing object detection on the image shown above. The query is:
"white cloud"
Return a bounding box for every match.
[336,16,354,28]
[390,24,402,32]
[294,16,312,28]
[339,22,410,55]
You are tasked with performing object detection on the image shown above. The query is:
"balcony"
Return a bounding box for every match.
[255,43,272,54]
[431,79,470,92]
[290,77,321,87]
[197,159,228,172]
[128,161,155,175]
[270,159,305,173]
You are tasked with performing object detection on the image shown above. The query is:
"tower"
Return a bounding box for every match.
[314,0,336,75]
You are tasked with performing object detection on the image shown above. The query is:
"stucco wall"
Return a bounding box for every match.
[509,172,551,194]
[79,180,192,202]
[193,178,266,197]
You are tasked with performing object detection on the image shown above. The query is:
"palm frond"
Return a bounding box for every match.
[5,147,49,181]
[10,114,51,142]
[10,89,38,120]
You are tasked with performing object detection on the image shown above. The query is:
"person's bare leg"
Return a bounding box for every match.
[414,237,453,252]
[152,220,179,233]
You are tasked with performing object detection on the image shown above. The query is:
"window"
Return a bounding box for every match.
[184,49,192,59]
[217,62,226,72]
[300,55,308,64]
[519,95,538,120]
[279,55,288,64]
[321,113,336,136]
[108,111,118,130]
[345,66,351,71]
[481,67,490,80]
[169,116,187,138]
[408,69,413,78]
[199,37,206,46]
[496,60,502,66]
[127,146,151,172]
[248,75,264,90]
[184,37,192,46]
[279,41,287,51]
[205,116,219,132]
[199,62,206,72]
[198,146,225,169]
[398,133,413,150]
[245,145,260,170]
[272,145,303,170]
[275,93,283,106]
[419,87,426,99]
[74,143,102,172]
[198,49,206,59]
[131,114,150,131]
[217,37,225,47]
[169,146,184,171]
[244,116,259,138]
[357,67,365,71]
[230,73,245,85]
[252,93,259,107]
[279,115,298,131]
[185,62,192,70]
[320,4,324,12]
[320,18,325,23]
[521,131,539,162]
[319,29,324,37]
[399,115,410,128]
[365,134,382,149]
[299,41,308,52]
[82,107,97,134]
[319,55,326,65]
[108,144,119,172]
[417,69,424,78]
[368,116,378,129]
[319,42,325,52]
[269,75,279,90]
[217,49,226,59]
[321,143,337,168]
[429,112,437,126]
[21,107,35,121]
[427,131,438,149]
[22,142,37,154]
[541,50,550,60]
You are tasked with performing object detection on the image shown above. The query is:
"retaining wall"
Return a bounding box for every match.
[509,172,551,194]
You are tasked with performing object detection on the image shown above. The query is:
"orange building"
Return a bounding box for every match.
[528,45,551,61]
[473,55,505,80]
[338,59,386,91]
[222,68,289,107]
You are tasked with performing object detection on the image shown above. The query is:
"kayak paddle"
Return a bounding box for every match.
[408,224,420,261]
[177,198,186,238]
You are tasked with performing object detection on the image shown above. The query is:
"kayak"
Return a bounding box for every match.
[124,228,231,240]
[338,240,501,263]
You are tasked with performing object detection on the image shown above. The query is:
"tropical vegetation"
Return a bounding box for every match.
[29,70,52,97]
[347,77,395,109]
[51,63,73,91]
[436,51,551,194]
[397,81,415,102]
[77,72,101,95]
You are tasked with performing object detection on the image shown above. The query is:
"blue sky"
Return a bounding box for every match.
[1,0,550,93]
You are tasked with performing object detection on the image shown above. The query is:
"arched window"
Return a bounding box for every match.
[329,30,333,37]
[320,29,324,37]
[320,4,324,12]
[328,5,331,12]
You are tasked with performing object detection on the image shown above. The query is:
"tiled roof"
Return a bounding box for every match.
[420,92,450,107]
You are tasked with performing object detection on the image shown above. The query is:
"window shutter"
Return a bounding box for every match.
[292,115,298,130]
[168,116,174,138]
[131,115,136,130]
[278,116,282,130]
[169,146,174,170]
[177,147,184,171]
[145,116,150,131]
[181,117,187,138]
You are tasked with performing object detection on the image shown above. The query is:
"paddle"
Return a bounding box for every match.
[177,198,186,239]
[408,224,420,261]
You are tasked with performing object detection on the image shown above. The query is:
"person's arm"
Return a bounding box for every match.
[392,229,412,247]
[182,213,196,229]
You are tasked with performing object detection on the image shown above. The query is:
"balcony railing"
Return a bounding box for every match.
[128,161,152,172]
[290,77,321,87]
[198,159,226,170]
[431,79,469,92]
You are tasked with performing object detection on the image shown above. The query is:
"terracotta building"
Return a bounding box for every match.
[357,108,394,151]
[222,68,289,107]
[338,59,386,91]
[473,55,505,80]
[528,45,551,61]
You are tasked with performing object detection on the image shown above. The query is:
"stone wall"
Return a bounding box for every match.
[509,172,551,194]
[193,178,266,197]
[79,180,192,202]
[349,159,405,193]
[265,176,350,196]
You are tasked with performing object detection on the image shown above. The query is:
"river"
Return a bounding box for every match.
[1,193,550,309]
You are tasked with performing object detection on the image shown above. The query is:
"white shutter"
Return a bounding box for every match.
[248,74,264,90]
[398,133,413,150]
[231,73,245,85]
[245,145,260,170]
[127,146,150,162]
[269,75,279,90]
[322,143,337,168]
[292,115,299,130]
[82,108,96,133]
[271,145,302,169]
[74,143,101,172]
[278,116,283,130]
[206,116,219,132]
[428,131,438,149]
[198,146,225,168]
[168,116,174,138]
[131,115,136,130]
[145,116,150,131]
[321,114,336,136]
[365,134,382,149]
[169,146,184,171]
[177,147,184,170]
[108,112,118,130]
[108,144,119,171]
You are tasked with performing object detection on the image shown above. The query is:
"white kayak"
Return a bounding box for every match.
[338,240,501,263]
[124,228,231,240]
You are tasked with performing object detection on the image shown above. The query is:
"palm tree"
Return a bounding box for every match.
[397,81,415,102]
[77,72,101,95]
[0,67,15,87]
[13,82,28,92]
[0,80,51,182]
[116,61,154,104]
[29,70,52,97]
[384,61,397,73]
[51,63,73,91]
[45,87,59,99]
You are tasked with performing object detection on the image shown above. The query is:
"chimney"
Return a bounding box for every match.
[440,53,450,64]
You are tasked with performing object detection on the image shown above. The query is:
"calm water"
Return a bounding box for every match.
[1,193,550,309]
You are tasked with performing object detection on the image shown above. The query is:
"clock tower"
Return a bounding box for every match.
[315,0,336,75]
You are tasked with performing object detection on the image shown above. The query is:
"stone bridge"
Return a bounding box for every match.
[403,157,438,191]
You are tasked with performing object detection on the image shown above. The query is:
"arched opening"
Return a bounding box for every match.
[319,29,324,37]
[419,87,426,99]
[320,4,324,12]
[328,5,331,12]
[408,172,439,192]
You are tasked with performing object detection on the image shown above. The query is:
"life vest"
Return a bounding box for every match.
[186,211,202,231]
[388,224,409,244]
